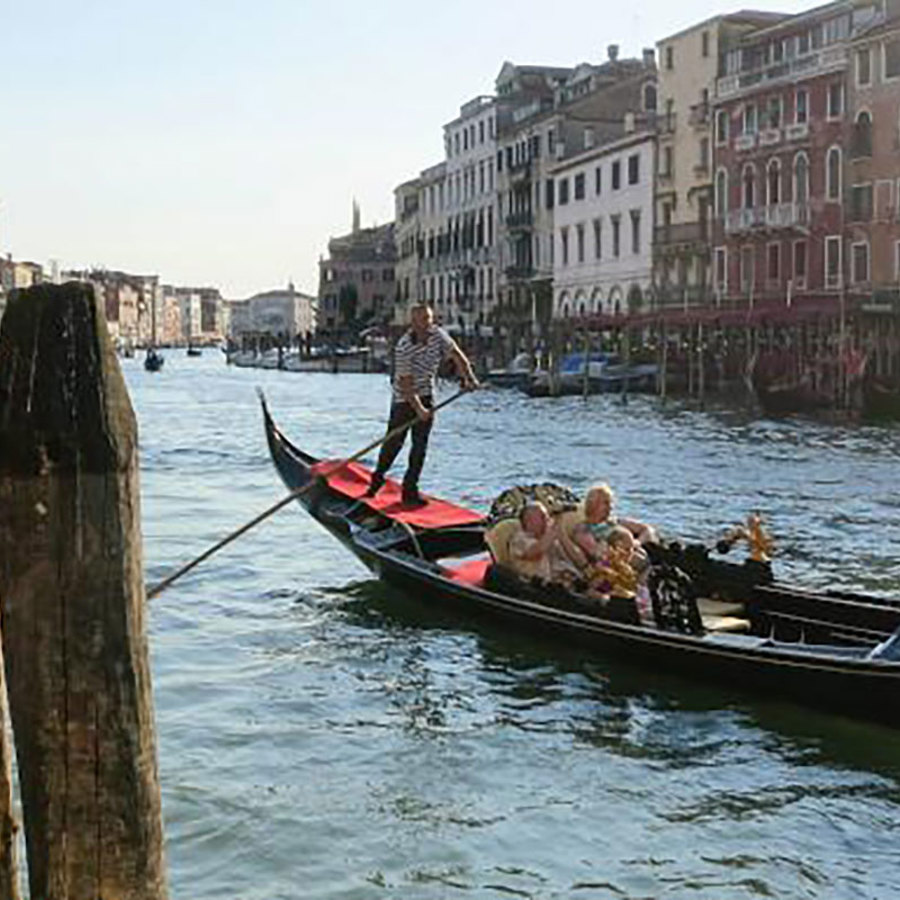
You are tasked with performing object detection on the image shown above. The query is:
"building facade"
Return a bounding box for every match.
[654,12,786,309]
[317,207,396,336]
[846,4,900,302]
[440,96,499,330]
[495,49,658,325]
[393,176,421,325]
[711,1,880,309]
[552,128,656,317]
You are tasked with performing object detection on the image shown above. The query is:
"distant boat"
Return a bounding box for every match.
[144,348,164,372]
[187,345,202,357]
[485,351,533,389]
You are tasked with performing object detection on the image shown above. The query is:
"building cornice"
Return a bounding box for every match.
[549,130,656,173]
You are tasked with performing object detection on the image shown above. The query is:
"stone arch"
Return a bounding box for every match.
[607,285,623,316]
[574,289,587,318]
[627,284,643,313]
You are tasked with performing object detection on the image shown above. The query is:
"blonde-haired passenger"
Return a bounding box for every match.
[558,483,657,573]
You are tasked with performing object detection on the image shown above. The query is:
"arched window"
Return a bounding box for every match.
[643,83,657,112]
[627,285,643,313]
[853,110,872,158]
[826,145,842,201]
[557,291,570,318]
[766,158,781,206]
[608,286,623,316]
[742,163,756,210]
[793,152,809,206]
[575,290,586,317]
[715,168,729,217]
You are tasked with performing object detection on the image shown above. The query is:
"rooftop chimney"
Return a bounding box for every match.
[607,44,619,62]
[643,48,655,66]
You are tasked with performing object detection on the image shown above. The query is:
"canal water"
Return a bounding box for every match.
[125,354,900,900]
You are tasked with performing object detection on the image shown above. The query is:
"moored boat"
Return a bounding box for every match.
[144,347,164,372]
[261,396,900,726]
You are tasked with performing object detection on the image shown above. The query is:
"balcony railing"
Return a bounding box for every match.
[725,203,810,233]
[505,211,534,229]
[655,285,715,309]
[658,113,677,135]
[688,103,710,129]
[734,133,757,151]
[505,264,535,280]
[785,121,809,141]
[654,221,710,248]
[759,128,782,147]
[717,46,848,99]
[508,160,532,182]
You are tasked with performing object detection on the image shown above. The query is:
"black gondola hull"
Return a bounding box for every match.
[261,398,900,727]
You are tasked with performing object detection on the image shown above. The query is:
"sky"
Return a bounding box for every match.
[1,0,807,299]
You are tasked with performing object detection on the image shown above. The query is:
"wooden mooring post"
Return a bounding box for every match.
[0,636,20,900]
[0,283,167,900]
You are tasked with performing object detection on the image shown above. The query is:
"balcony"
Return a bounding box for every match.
[725,203,810,233]
[655,285,715,309]
[717,46,848,99]
[688,102,710,129]
[734,133,757,151]
[785,121,809,142]
[508,159,532,182]
[505,264,535,280]
[505,211,534,229]
[759,128,782,147]
[654,221,710,252]
[658,113,677,135]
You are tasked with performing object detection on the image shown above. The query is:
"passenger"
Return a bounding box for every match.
[508,502,557,583]
[587,526,640,599]
[558,483,657,573]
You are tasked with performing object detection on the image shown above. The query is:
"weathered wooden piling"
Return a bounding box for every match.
[0,283,167,900]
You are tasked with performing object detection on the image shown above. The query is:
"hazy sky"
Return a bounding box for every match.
[2,0,805,298]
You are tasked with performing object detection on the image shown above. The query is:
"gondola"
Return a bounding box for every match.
[261,396,900,727]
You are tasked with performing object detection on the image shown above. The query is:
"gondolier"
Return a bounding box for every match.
[365,303,478,506]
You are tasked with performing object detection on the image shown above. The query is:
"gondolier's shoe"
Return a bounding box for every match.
[401,486,427,508]
[364,472,385,498]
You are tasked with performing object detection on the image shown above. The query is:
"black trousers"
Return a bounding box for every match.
[373,396,434,491]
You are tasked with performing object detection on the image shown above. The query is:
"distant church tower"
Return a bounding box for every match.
[352,199,360,233]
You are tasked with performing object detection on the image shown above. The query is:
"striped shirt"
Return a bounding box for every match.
[392,325,454,400]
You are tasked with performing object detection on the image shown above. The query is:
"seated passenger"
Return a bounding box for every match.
[587,526,640,599]
[558,483,657,574]
[508,502,557,583]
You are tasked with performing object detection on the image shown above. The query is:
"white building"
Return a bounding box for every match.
[228,285,316,338]
[441,96,499,330]
[551,126,656,317]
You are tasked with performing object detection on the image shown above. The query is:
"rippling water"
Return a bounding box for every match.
[120,354,900,899]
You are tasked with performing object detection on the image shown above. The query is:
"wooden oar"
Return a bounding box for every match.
[146,387,471,600]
